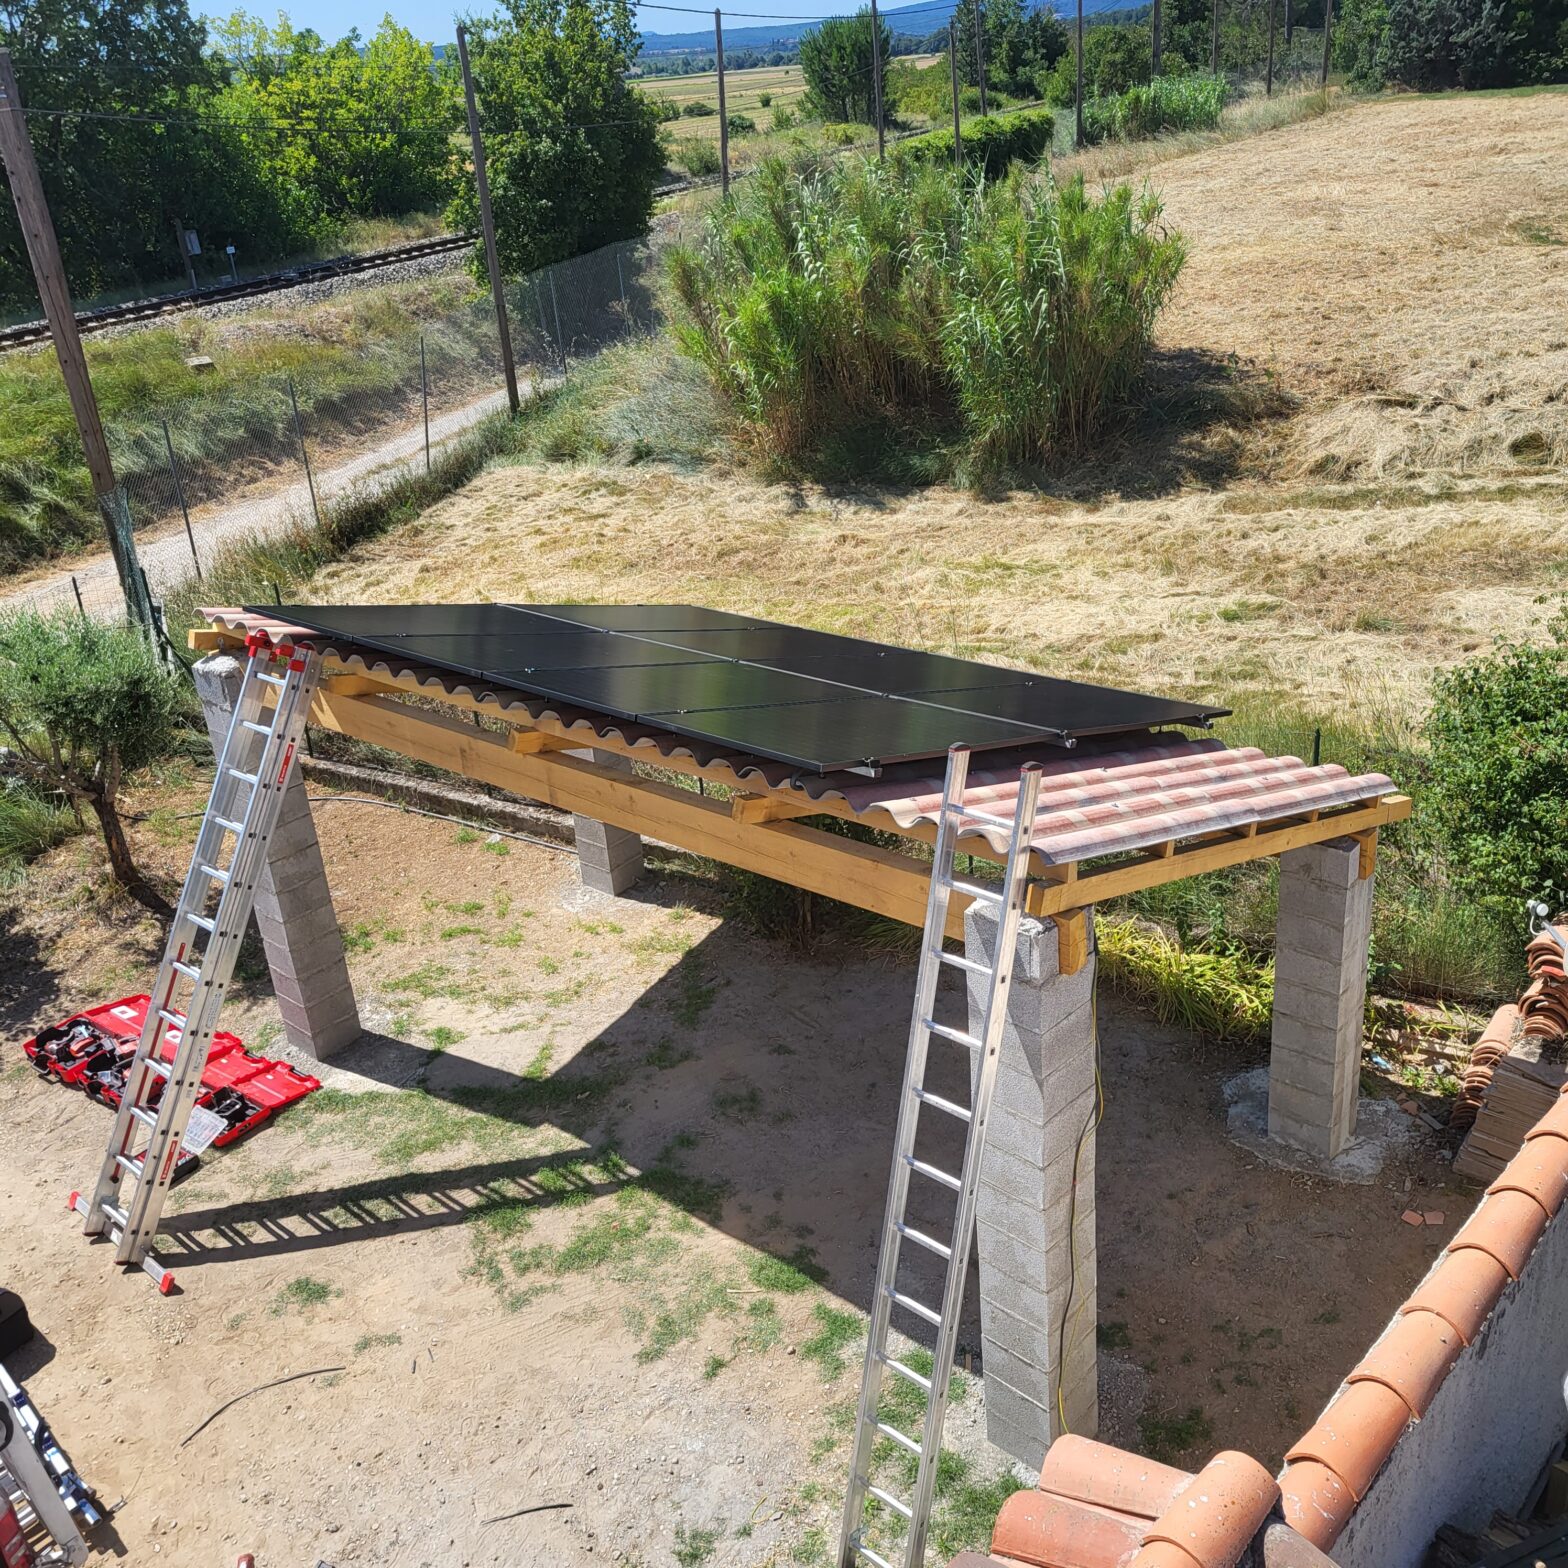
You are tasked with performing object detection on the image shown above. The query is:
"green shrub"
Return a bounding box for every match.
[0,784,78,874]
[666,155,1183,472]
[1083,75,1227,143]
[670,138,723,178]
[1424,608,1568,922]
[758,90,773,106]
[681,100,717,117]
[1098,918,1274,1042]
[771,105,798,131]
[650,97,681,123]
[891,108,1055,176]
[726,112,757,135]
[822,120,859,145]
[0,614,185,911]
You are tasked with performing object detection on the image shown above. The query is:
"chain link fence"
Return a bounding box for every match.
[8,232,661,624]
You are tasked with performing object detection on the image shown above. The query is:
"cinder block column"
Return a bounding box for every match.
[965,903,1099,1465]
[1268,837,1374,1159]
[194,654,361,1062]
[570,749,644,896]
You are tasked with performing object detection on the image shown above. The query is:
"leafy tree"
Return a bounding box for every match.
[446,0,664,274]
[799,10,891,125]
[1425,606,1568,922]
[0,614,183,913]
[1334,0,1567,88]
[954,0,1068,96]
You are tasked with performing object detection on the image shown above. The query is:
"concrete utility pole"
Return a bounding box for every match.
[0,49,147,623]
[870,0,885,158]
[1075,0,1084,148]
[948,22,963,164]
[714,10,730,196]
[455,24,519,415]
[1152,0,1163,73]
[972,0,988,115]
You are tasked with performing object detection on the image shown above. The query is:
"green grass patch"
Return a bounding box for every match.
[352,1331,403,1355]
[1139,1406,1214,1465]
[747,1244,827,1294]
[269,1275,341,1315]
[801,1303,863,1379]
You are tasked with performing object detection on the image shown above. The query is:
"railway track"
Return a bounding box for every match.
[0,232,475,351]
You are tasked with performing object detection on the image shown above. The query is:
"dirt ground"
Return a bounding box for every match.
[2,787,1469,1568]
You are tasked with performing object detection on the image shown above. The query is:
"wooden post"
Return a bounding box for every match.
[1285,0,1293,46]
[1075,0,1084,148]
[1266,0,1277,91]
[1152,0,1163,73]
[1211,0,1221,74]
[455,23,520,416]
[715,9,730,196]
[870,0,885,158]
[0,49,146,622]
[972,0,988,115]
[1320,0,1333,83]
[171,216,197,291]
[948,22,963,165]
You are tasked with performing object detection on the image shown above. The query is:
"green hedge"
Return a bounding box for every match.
[892,109,1055,177]
[1082,76,1226,145]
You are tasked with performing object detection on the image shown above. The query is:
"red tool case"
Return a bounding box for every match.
[23,996,319,1148]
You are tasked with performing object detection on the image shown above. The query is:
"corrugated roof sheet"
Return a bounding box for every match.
[204,608,1398,866]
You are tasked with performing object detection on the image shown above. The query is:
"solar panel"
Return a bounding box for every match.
[265,602,1228,773]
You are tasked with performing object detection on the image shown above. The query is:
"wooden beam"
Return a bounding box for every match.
[311,689,966,938]
[731,794,819,825]
[1052,911,1089,976]
[188,627,236,652]
[1357,827,1378,880]
[1025,795,1412,917]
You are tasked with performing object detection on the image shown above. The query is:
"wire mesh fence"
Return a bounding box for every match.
[8,233,662,625]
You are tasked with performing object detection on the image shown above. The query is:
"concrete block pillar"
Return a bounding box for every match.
[194,654,361,1061]
[1268,837,1374,1159]
[570,749,644,896]
[965,903,1099,1465]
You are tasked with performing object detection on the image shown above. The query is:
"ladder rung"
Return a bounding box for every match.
[199,864,230,884]
[171,959,202,982]
[922,1017,980,1050]
[950,804,1013,829]
[241,720,273,735]
[143,1055,173,1080]
[851,1539,896,1568]
[903,1154,961,1192]
[912,1086,971,1123]
[213,816,244,834]
[875,1420,922,1458]
[878,1352,933,1393]
[128,1105,159,1129]
[256,671,287,686]
[865,1484,913,1521]
[226,768,258,785]
[948,876,1002,903]
[114,1154,142,1178]
[156,1006,186,1029]
[895,1221,951,1261]
[886,1286,943,1328]
[938,949,991,977]
[184,912,215,934]
[100,1202,127,1227]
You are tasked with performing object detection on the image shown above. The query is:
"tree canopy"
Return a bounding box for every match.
[445,0,664,275]
[799,10,891,125]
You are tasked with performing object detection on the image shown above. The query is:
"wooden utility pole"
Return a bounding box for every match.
[1211,0,1221,73]
[1320,0,1333,82]
[171,215,196,291]
[1266,0,1277,91]
[972,0,988,115]
[1075,0,1084,148]
[0,49,146,621]
[455,24,519,415]
[869,0,885,158]
[1152,0,1163,73]
[1285,0,1293,45]
[714,10,730,196]
[948,22,963,165]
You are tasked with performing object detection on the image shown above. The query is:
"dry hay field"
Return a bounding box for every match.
[319,89,1568,730]
[640,61,813,140]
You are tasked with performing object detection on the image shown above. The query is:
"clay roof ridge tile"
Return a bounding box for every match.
[1139,1452,1280,1568]
[1344,1307,1463,1419]
[1448,1187,1552,1280]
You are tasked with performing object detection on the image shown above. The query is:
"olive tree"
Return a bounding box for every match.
[0,614,183,913]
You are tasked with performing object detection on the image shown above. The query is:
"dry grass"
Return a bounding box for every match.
[307,91,1568,729]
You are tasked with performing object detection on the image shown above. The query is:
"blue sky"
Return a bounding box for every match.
[288,0,834,46]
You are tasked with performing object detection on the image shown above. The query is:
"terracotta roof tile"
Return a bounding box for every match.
[1487,1134,1568,1218]
[1039,1437,1192,1521]
[1345,1308,1463,1418]
[1524,1097,1568,1144]
[991,1493,1149,1568]
[1399,1246,1510,1345]
[1124,1541,1205,1568]
[1142,1453,1281,1568]
[1449,1188,1552,1279]
[1277,1461,1355,1551]
[1284,1381,1412,1501]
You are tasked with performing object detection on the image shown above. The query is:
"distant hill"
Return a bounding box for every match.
[636,0,1135,55]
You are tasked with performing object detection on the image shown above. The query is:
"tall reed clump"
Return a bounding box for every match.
[1083,76,1227,145]
[665,156,1185,473]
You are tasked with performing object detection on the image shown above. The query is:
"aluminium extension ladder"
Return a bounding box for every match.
[839,744,1044,1568]
[71,634,321,1293]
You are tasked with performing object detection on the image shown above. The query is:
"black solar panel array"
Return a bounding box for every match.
[262,602,1229,773]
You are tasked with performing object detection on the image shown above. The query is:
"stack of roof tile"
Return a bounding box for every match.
[1449,1004,1521,1134]
[1521,924,1568,1040]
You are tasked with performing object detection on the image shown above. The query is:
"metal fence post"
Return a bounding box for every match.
[420,334,432,474]
[616,249,628,316]
[949,22,963,165]
[71,575,85,618]
[161,418,201,579]
[548,269,567,372]
[286,377,321,527]
[715,9,730,196]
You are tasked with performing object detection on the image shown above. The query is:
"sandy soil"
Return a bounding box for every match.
[2,794,1468,1568]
